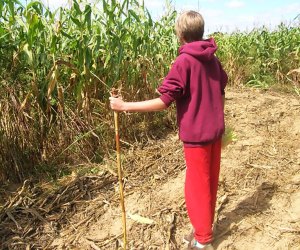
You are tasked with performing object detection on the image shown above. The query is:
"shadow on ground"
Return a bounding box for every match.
[214,182,278,248]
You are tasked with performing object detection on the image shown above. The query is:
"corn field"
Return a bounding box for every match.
[214,24,300,89]
[0,0,299,182]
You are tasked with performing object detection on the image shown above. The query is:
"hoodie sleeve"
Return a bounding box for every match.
[218,60,228,95]
[157,58,187,107]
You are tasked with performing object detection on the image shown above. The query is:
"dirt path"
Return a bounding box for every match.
[1,88,300,249]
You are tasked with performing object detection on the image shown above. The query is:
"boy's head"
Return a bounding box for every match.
[175,11,205,44]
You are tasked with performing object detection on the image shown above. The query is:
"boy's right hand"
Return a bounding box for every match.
[109,97,126,111]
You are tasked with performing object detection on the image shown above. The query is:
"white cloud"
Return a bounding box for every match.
[41,0,69,10]
[143,0,162,9]
[233,2,300,32]
[143,0,175,19]
[198,0,217,2]
[277,3,300,16]
[41,0,98,10]
[201,8,224,18]
[226,0,245,8]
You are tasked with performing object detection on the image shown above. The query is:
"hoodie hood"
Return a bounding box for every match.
[179,37,217,61]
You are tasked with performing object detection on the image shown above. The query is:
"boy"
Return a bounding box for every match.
[109,10,228,250]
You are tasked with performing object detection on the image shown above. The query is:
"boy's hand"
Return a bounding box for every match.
[109,97,126,111]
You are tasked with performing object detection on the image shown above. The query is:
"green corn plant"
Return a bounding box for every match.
[222,127,237,149]
[0,0,179,182]
[215,24,300,88]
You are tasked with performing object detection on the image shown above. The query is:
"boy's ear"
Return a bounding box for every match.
[180,37,186,45]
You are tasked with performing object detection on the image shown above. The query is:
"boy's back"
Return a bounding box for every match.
[158,38,227,146]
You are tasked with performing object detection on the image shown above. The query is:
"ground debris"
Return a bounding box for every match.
[1,88,300,250]
[0,173,116,249]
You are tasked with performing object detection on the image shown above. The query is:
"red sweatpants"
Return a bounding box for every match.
[183,139,222,244]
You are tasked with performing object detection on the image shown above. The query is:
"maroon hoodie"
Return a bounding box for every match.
[158,38,228,146]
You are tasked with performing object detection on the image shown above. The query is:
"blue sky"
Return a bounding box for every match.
[147,0,300,33]
[21,0,300,33]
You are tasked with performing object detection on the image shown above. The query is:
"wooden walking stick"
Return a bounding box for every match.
[111,88,127,249]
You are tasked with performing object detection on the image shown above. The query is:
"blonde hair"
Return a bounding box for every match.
[175,11,205,43]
